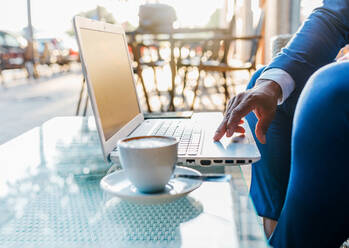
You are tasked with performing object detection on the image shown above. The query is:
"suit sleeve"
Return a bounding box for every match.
[265,0,349,92]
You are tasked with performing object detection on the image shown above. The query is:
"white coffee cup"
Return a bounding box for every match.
[118,136,178,193]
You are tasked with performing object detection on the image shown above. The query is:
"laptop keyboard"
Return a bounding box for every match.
[151,121,202,156]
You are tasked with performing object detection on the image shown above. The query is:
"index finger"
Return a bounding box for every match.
[214,114,245,141]
[213,118,228,141]
[226,101,254,135]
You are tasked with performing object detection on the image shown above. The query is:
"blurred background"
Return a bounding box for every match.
[0,0,331,144]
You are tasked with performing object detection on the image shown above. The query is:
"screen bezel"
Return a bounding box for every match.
[74,16,144,161]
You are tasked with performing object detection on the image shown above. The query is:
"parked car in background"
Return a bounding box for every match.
[61,39,80,63]
[37,38,79,66]
[0,31,27,71]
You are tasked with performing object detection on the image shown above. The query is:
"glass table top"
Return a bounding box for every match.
[0,117,268,248]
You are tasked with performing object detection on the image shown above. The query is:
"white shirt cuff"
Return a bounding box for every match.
[257,68,295,105]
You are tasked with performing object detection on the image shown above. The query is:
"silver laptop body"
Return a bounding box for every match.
[74,16,260,167]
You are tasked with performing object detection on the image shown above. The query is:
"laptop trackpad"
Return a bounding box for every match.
[202,133,260,158]
[230,134,250,144]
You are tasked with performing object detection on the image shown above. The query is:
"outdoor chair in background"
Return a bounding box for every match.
[176,38,221,109]
[127,39,153,113]
[189,11,265,110]
[176,17,236,108]
[123,3,177,112]
[131,40,168,112]
[176,40,205,95]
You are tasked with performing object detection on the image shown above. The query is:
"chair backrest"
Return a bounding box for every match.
[271,34,292,58]
[195,16,236,63]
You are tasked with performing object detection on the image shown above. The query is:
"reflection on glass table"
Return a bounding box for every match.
[0,117,268,248]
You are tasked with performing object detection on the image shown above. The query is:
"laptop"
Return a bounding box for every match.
[73,16,260,167]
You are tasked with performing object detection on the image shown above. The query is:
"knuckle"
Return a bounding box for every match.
[245,93,255,102]
[228,114,239,125]
[224,113,230,120]
[232,107,242,116]
[225,97,235,113]
[236,92,244,100]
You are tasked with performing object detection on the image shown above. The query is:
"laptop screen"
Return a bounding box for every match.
[79,28,141,141]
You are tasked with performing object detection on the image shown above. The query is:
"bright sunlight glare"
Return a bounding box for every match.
[0,0,227,38]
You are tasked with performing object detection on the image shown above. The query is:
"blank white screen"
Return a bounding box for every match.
[80,28,140,141]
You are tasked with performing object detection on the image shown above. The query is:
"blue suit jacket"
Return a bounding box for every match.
[265,0,349,114]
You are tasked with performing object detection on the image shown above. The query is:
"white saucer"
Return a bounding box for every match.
[100,166,202,204]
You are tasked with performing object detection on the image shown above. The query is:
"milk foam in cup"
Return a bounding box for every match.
[121,137,173,148]
[118,136,178,193]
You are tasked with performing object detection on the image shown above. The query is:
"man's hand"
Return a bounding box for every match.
[213,80,282,144]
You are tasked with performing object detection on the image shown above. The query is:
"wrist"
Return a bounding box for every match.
[255,79,282,103]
